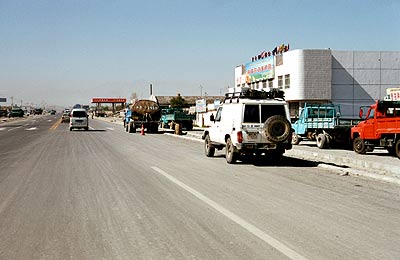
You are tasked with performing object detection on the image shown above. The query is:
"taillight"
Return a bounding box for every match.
[237,131,243,143]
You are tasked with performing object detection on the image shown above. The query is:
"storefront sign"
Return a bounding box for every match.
[91,98,127,103]
[245,56,274,83]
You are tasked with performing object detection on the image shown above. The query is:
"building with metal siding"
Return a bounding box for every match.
[235,49,400,118]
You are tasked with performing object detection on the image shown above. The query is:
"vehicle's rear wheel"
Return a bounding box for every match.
[292,133,301,145]
[353,137,366,154]
[316,133,327,149]
[225,137,237,164]
[395,139,400,159]
[204,135,215,157]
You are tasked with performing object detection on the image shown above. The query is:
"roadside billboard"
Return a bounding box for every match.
[0,97,6,102]
[195,99,206,113]
[245,56,274,83]
[91,98,127,103]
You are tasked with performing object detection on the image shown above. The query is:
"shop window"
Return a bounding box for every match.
[284,74,290,89]
[268,80,273,88]
[262,81,267,89]
[278,76,283,89]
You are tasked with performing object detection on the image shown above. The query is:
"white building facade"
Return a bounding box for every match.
[235,49,400,118]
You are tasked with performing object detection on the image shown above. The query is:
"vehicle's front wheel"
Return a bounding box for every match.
[69,127,72,131]
[395,139,400,159]
[225,137,237,164]
[316,133,327,149]
[353,137,366,154]
[204,135,215,157]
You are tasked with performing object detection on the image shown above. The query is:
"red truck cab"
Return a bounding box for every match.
[351,100,400,158]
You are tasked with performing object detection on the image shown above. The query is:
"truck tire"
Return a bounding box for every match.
[225,137,237,164]
[316,133,327,149]
[204,135,215,157]
[395,139,400,159]
[353,137,366,154]
[263,115,291,143]
[292,133,301,145]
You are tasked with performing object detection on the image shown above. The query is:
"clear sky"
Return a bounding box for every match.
[1,0,399,107]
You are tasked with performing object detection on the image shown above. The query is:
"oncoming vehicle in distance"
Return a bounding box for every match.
[8,107,24,117]
[61,112,70,123]
[69,108,89,131]
[202,88,293,164]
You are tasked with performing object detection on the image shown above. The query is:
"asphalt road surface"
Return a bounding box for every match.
[0,115,399,260]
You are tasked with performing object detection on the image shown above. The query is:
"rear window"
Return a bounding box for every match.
[243,104,286,123]
[72,111,87,117]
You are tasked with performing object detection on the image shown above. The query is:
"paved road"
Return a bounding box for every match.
[0,117,399,260]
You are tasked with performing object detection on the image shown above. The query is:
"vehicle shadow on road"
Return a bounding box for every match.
[210,154,319,168]
[251,156,319,168]
[71,129,107,132]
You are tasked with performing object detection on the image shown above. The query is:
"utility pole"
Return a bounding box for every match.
[200,85,203,97]
[11,96,14,107]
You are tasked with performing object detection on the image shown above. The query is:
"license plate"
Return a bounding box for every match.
[247,132,258,139]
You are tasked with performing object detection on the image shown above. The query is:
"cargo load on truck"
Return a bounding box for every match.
[292,103,362,149]
[124,100,161,133]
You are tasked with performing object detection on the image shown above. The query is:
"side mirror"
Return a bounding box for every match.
[359,108,363,119]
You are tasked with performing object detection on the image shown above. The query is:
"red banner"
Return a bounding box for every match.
[91,98,126,103]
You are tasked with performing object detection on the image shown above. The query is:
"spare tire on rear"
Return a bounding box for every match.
[263,115,291,143]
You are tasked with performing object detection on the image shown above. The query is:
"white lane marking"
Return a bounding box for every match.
[89,126,95,130]
[106,127,114,131]
[47,120,52,122]
[151,166,308,260]
[0,128,5,131]
[25,127,38,131]
[8,126,22,131]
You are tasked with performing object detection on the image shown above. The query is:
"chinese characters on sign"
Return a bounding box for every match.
[245,56,275,83]
[91,98,127,103]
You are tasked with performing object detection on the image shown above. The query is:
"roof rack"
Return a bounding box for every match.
[223,88,285,103]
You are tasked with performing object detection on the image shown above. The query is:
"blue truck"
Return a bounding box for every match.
[292,103,361,149]
[159,108,195,130]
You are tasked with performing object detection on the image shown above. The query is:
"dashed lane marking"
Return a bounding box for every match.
[7,126,22,131]
[151,166,309,260]
[25,127,38,131]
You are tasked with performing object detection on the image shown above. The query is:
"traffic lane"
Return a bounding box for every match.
[1,120,399,260]
[88,119,400,259]
[129,134,400,260]
[0,115,61,162]
[72,121,400,260]
[0,122,288,260]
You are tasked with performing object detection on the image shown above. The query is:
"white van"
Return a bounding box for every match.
[70,108,89,131]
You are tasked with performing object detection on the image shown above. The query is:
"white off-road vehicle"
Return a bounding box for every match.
[202,89,292,164]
